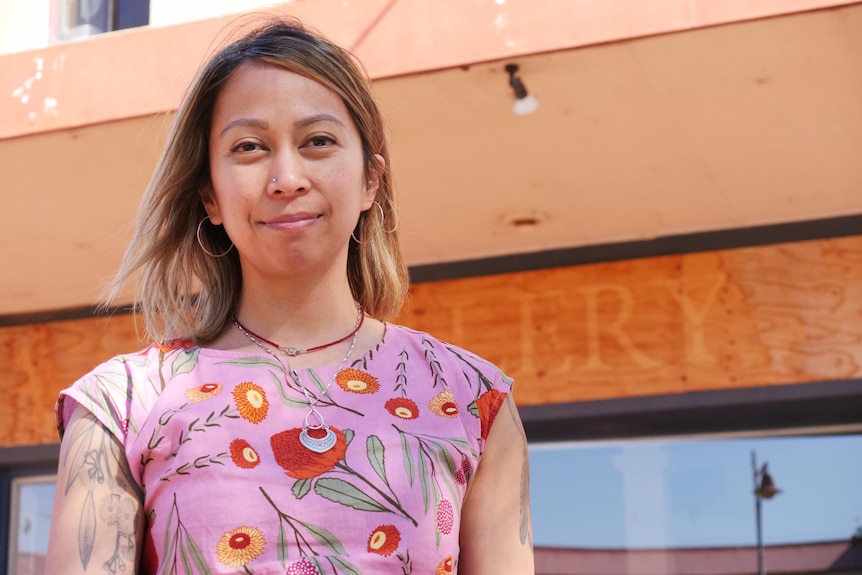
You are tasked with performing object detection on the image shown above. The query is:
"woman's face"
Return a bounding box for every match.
[204,61,380,281]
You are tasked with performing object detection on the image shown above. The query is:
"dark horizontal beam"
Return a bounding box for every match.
[519,379,862,442]
[410,213,862,283]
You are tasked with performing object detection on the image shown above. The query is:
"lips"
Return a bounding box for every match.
[262,212,320,229]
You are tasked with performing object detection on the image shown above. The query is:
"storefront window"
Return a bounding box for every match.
[530,432,862,574]
[6,475,55,575]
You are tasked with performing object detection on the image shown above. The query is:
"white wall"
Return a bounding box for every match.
[0,0,51,55]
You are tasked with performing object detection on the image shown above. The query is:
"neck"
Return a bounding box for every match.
[233,276,360,350]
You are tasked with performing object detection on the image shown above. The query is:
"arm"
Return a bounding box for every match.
[45,403,145,575]
[459,393,534,574]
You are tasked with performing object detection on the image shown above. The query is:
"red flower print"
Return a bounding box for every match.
[215,526,265,567]
[154,339,194,353]
[184,382,223,403]
[232,382,269,423]
[436,499,454,535]
[335,368,380,394]
[436,555,454,575]
[270,427,347,479]
[455,456,473,485]
[229,439,261,469]
[429,390,459,418]
[385,397,419,420]
[286,558,319,574]
[476,389,507,440]
[367,524,401,556]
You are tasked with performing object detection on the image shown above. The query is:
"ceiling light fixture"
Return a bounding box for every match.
[505,63,539,116]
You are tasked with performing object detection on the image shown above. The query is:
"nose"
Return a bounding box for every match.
[269,150,310,195]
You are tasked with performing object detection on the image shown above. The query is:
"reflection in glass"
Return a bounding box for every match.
[529,433,862,573]
[8,476,55,575]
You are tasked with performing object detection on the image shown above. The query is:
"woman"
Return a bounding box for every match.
[46,18,533,575]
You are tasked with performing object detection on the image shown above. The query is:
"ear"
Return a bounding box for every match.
[362,154,385,209]
[200,184,223,225]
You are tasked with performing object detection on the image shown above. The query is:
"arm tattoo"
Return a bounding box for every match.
[505,396,533,548]
[60,414,142,573]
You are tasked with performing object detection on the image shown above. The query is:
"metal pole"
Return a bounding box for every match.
[752,451,765,575]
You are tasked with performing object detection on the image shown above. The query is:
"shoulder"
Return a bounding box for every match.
[385,323,513,390]
[56,339,196,441]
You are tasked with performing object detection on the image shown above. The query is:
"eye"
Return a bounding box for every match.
[230,141,262,153]
[306,135,336,148]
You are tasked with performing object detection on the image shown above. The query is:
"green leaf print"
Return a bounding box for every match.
[172,347,200,376]
[292,478,312,499]
[330,555,363,575]
[268,370,307,408]
[314,478,390,513]
[160,498,177,565]
[298,519,347,554]
[437,446,458,477]
[219,356,286,371]
[158,494,211,575]
[367,435,387,485]
[400,433,414,486]
[417,450,431,513]
[277,522,288,565]
[185,532,210,574]
[179,538,193,573]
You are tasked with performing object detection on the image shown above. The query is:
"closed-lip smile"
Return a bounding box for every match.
[263,212,320,228]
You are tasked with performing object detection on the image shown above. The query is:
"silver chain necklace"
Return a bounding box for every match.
[232,308,362,453]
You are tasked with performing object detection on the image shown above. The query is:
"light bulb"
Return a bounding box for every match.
[513,94,540,115]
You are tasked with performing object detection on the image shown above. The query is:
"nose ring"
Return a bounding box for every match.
[271,178,277,184]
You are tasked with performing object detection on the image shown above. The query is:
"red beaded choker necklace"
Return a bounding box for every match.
[231,305,364,357]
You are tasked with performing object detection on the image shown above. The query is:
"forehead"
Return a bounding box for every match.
[212,61,352,126]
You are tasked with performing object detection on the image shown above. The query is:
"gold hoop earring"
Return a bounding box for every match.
[375,200,398,234]
[351,201,395,244]
[196,216,234,258]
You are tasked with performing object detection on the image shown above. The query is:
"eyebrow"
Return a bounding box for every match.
[218,118,269,138]
[294,113,346,130]
[217,113,347,138]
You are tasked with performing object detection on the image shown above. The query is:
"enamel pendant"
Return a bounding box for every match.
[300,427,337,453]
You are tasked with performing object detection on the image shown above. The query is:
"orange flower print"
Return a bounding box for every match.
[335,368,380,394]
[232,382,269,424]
[367,525,401,556]
[436,555,454,575]
[215,526,265,568]
[270,427,347,480]
[436,499,454,535]
[429,390,459,418]
[229,439,261,469]
[184,382,223,403]
[385,397,419,420]
[154,338,193,353]
[286,559,319,575]
[476,389,507,440]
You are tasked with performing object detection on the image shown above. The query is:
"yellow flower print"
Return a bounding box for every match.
[184,382,223,403]
[335,368,380,394]
[233,382,269,424]
[428,390,459,418]
[215,526,265,567]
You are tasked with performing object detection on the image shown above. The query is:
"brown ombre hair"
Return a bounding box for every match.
[105,18,408,343]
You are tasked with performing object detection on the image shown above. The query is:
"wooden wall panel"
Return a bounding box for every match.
[0,314,143,447]
[3,236,862,447]
[398,237,862,405]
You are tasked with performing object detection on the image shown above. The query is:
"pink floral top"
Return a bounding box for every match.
[56,324,512,575]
